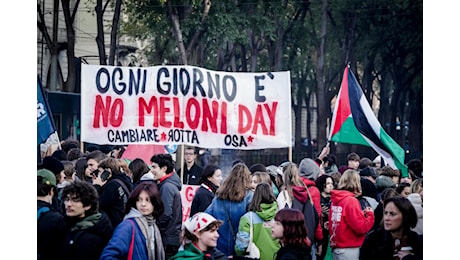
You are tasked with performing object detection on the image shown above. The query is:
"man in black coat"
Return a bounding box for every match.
[37,169,67,260]
[60,181,113,260]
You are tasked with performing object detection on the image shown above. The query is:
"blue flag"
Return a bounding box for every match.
[37,77,56,145]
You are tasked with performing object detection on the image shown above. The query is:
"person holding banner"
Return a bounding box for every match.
[205,163,254,257]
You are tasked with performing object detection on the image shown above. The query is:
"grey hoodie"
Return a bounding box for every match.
[156,172,182,246]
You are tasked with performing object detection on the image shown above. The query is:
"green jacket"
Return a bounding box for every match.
[170,242,228,260]
[234,202,280,260]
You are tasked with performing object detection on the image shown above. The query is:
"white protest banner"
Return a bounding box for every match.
[81,64,292,150]
[181,185,200,222]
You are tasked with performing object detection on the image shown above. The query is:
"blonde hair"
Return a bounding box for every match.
[411,178,423,194]
[282,163,304,201]
[252,171,272,186]
[337,169,361,194]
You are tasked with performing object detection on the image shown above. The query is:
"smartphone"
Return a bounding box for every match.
[100,170,110,181]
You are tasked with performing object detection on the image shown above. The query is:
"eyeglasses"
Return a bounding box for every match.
[64,197,82,203]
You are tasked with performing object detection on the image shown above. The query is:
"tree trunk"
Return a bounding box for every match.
[316,0,328,149]
[108,0,122,65]
[95,0,107,65]
[167,0,187,65]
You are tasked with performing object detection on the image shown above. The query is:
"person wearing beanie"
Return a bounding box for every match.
[286,160,323,259]
[170,212,227,260]
[39,156,66,213]
[37,169,67,260]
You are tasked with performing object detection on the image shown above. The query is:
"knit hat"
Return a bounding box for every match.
[184,212,223,234]
[266,165,283,177]
[375,175,396,191]
[298,158,320,180]
[38,169,56,186]
[41,156,65,176]
[359,167,378,179]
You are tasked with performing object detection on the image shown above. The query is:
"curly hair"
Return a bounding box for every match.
[150,154,175,174]
[274,208,311,248]
[62,180,99,215]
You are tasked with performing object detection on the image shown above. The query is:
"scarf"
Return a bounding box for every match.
[71,213,101,232]
[135,216,165,260]
[202,180,218,194]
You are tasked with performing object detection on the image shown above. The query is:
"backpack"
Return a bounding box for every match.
[291,188,320,245]
[37,206,50,220]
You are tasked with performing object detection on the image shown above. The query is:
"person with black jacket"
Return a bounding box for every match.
[93,157,133,228]
[37,169,67,260]
[60,181,113,260]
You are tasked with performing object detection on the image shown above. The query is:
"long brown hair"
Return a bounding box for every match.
[216,163,251,202]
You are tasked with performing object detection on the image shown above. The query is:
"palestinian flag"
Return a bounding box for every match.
[329,67,408,177]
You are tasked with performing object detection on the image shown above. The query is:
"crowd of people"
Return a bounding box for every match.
[37,140,423,260]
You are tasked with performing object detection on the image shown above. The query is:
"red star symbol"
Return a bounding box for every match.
[248,136,254,142]
[161,132,167,141]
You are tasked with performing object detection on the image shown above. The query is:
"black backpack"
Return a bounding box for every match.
[291,189,320,245]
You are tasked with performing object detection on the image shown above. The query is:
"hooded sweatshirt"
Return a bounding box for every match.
[234,202,280,260]
[156,172,183,247]
[328,189,374,249]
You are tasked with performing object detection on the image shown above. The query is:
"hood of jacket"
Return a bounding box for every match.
[124,207,143,220]
[330,189,356,204]
[256,202,278,221]
[158,171,182,191]
[292,185,309,204]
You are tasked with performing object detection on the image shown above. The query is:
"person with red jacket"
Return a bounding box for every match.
[328,169,374,259]
[298,157,324,258]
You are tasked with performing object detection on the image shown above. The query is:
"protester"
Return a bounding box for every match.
[205,163,254,257]
[101,182,165,259]
[297,158,324,259]
[171,212,228,259]
[315,174,335,260]
[129,158,151,187]
[190,165,223,217]
[328,169,374,259]
[360,196,423,259]
[358,177,379,210]
[373,187,399,231]
[37,169,67,260]
[379,166,400,186]
[266,165,283,197]
[60,181,113,259]
[178,146,204,185]
[74,157,92,184]
[85,150,107,176]
[109,145,126,159]
[67,147,84,162]
[235,183,280,260]
[150,153,183,259]
[93,157,133,228]
[277,162,321,259]
[250,171,272,191]
[270,208,312,260]
[396,182,412,198]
